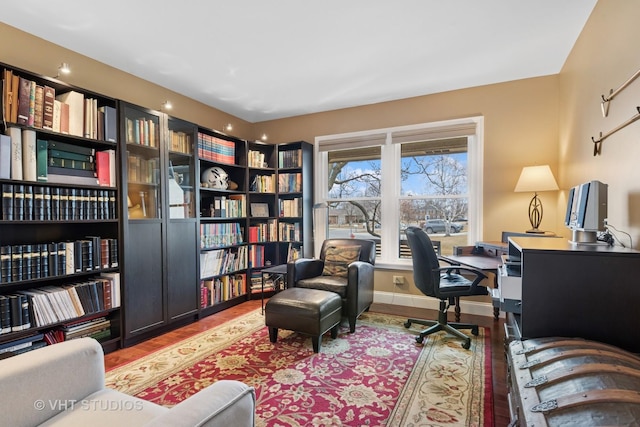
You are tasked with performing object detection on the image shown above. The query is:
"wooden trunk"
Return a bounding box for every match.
[507,337,640,426]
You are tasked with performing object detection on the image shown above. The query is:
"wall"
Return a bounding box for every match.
[1,20,565,313]
[558,0,640,248]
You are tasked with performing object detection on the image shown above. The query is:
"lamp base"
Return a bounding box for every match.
[526,228,545,234]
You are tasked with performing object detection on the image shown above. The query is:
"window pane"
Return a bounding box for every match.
[327,146,382,252]
[399,137,468,256]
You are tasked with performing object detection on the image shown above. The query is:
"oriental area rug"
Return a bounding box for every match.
[105,309,493,426]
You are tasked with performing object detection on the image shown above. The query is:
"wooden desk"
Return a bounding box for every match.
[440,242,506,320]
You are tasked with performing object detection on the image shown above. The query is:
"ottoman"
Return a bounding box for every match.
[265,287,342,353]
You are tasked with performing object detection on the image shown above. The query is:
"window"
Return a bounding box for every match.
[315,117,483,267]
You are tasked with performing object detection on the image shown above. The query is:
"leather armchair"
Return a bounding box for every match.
[287,239,376,333]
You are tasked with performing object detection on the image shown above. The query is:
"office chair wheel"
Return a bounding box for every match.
[415,336,424,344]
[462,338,471,350]
[471,326,479,336]
[404,321,412,328]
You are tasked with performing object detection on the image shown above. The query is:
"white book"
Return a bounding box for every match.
[21,129,37,182]
[6,127,22,180]
[100,272,121,308]
[56,91,84,137]
[52,99,62,133]
[0,134,10,179]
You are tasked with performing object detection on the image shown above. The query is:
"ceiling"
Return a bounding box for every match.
[2,1,597,123]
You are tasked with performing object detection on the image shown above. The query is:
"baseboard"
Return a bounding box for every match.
[373,291,500,318]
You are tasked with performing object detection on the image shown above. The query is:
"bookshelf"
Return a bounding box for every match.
[197,127,248,315]
[119,102,200,345]
[0,63,121,356]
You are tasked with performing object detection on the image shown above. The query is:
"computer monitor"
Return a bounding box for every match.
[564,180,608,243]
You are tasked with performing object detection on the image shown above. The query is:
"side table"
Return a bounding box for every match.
[260,264,288,314]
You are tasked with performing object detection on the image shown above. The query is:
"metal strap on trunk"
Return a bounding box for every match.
[531,389,640,413]
[525,363,640,387]
[519,348,640,370]
[515,338,633,356]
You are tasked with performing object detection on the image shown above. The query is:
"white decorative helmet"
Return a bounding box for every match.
[201,166,229,189]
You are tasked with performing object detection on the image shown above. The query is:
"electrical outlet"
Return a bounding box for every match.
[393,275,405,285]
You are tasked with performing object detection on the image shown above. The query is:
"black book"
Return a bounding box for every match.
[88,280,103,312]
[33,186,44,221]
[68,188,78,220]
[30,246,40,280]
[81,240,93,272]
[109,238,118,268]
[81,188,90,220]
[74,240,83,273]
[39,243,49,279]
[49,187,59,221]
[77,282,95,313]
[47,242,58,277]
[42,186,51,220]
[1,183,13,220]
[47,166,97,178]
[23,185,33,221]
[88,189,98,220]
[21,244,32,281]
[59,187,69,220]
[13,184,24,221]
[0,246,10,284]
[20,294,30,330]
[9,294,23,331]
[0,295,11,333]
[57,243,66,276]
[85,236,101,270]
[108,190,116,220]
[11,245,22,282]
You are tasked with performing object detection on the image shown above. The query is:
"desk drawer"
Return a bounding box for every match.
[498,264,521,300]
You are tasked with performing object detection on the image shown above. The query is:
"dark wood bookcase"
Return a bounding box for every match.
[119,102,199,346]
[197,127,249,317]
[0,63,121,355]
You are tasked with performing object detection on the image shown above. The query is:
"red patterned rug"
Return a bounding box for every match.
[106,309,493,426]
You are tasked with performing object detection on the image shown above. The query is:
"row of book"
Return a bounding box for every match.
[248,244,267,268]
[169,129,192,155]
[279,222,301,242]
[0,129,116,186]
[248,149,268,168]
[279,197,302,217]
[2,69,117,141]
[249,270,286,294]
[45,316,112,344]
[0,272,120,333]
[125,117,158,147]
[248,220,278,243]
[278,149,303,169]
[250,174,275,193]
[0,237,118,284]
[1,183,117,221]
[197,133,236,165]
[0,333,46,357]
[277,173,302,193]
[127,153,160,184]
[200,222,244,249]
[200,274,247,308]
[201,194,246,219]
[200,246,248,279]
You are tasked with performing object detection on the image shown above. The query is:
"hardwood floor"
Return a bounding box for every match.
[104,300,510,426]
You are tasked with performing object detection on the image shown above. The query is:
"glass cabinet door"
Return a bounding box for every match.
[167,117,195,219]
[123,105,161,219]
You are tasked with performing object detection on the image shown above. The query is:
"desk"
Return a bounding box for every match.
[439,241,506,320]
[260,264,288,314]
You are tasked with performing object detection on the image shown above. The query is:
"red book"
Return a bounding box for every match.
[95,151,110,187]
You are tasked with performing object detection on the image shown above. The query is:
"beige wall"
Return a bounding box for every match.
[557,0,640,246]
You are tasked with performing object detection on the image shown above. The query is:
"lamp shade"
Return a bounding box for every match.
[514,165,559,193]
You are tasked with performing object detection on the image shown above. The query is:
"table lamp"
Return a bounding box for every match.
[514,165,559,233]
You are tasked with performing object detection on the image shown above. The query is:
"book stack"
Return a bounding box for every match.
[250,174,275,192]
[202,194,246,219]
[248,220,277,243]
[125,117,158,146]
[277,173,302,192]
[0,294,30,333]
[2,70,117,141]
[169,129,192,154]
[197,132,235,164]
[61,317,111,341]
[0,183,116,221]
[199,222,244,249]
[199,246,247,278]
[15,274,120,328]
[0,334,46,357]
[0,237,118,284]
[200,273,246,307]
[278,149,303,168]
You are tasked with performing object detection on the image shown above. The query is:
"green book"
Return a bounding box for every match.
[48,156,95,171]
[36,139,48,182]
[48,148,94,163]
[47,140,95,156]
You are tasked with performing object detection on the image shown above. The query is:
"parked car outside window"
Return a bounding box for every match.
[423,219,462,234]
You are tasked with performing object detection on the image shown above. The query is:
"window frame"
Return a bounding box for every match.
[314,116,484,268]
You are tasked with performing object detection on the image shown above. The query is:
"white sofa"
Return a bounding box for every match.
[0,337,256,426]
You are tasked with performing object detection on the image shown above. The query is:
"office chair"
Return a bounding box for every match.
[287,238,376,333]
[404,226,488,349]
